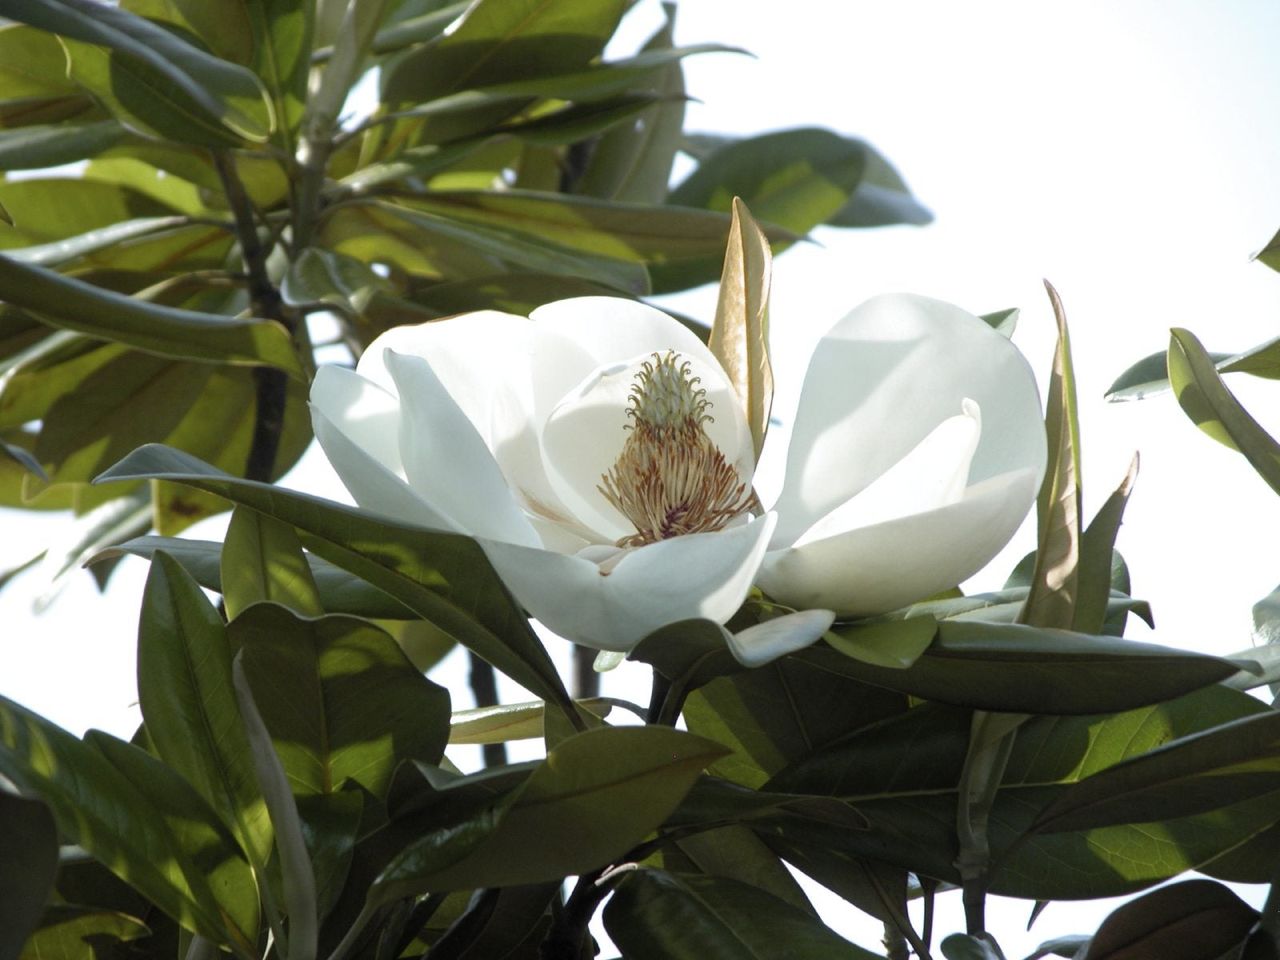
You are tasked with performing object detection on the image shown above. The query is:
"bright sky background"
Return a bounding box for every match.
[2,1,1280,955]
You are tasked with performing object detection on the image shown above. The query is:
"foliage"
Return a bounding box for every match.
[0,3,1278,960]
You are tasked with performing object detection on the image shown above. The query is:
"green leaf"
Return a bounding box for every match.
[84,730,260,949]
[828,139,932,228]
[373,726,725,897]
[1105,338,1280,402]
[230,655,318,960]
[245,0,313,149]
[0,24,98,129]
[672,824,816,917]
[668,127,871,235]
[1169,326,1280,495]
[1028,707,1280,833]
[96,444,577,723]
[820,620,1234,715]
[0,118,127,170]
[318,199,650,295]
[448,698,613,745]
[1022,280,1081,629]
[822,615,937,669]
[0,697,232,940]
[710,198,773,460]
[1073,455,1138,635]
[19,906,150,959]
[2,216,192,268]
[1081,879,1257,960]
[0,791,59,960]
[0,255,302,374]
[231,602,451,799]
[576,3,689,204]
[0,439,47,480]
[92,535,414,619]
[1,0,272,144]
[979,307,1018,338]
[137,552,274,869]
[604,869,884,960]
[223,506,322,619]
[939,935,1003,960]
[380,0,626,103]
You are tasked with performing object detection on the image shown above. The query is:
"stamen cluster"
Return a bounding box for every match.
[599,352,755,547]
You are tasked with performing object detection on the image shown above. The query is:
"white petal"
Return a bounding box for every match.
[479,514,776,651]
[385,350,540,548]
[539,351,755,542]
[310,365,405,478]
[758,468,1041,616]
[725,609,836,667]
[310,405,458,530]
[793,399,981,548]
[772,294,1046,546]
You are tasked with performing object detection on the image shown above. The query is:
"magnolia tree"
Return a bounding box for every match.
[1,2,1279,960]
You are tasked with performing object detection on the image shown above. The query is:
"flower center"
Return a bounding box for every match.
[598,351,755,548]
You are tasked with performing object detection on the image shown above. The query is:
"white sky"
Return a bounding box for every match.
[2,1,1280,955]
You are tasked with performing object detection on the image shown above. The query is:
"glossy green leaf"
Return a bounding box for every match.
[223,506,322,619]
[604,869,883,960]
[1254,222,1280,273]
[19,906,150,959]
[1169,326,1280,495]
[823,615,937,669]
[0,177,176,243]
[137,552,274,869]
[83,730,260,949]
[361,1,467,55]
[1081,879,1257,960]
[1022,280,1081,629]
[979,307,1018,338]
[0,697,232,940]
[96,445,577,724]
[294,790,363,924]
[374,726,725,897]
[231,602,450,798]
[1028,707,1280,833]
[2,216,192,268]
[672,824,816,917]
[819,620,1233,714]
[380,0,626,103]
[0,24,98,129]
[828,139,932,227]
[668,127,870,235]
[0,255,301,374]
[499,94,662,146]
[1105,336,1280,402]
[0,791,59,960]
[282,247,389,317]
[230,655,317,960]
[1,0,272,144]
[577,3,689,204]
[939,935,1002,960]
[91,535,414,619]
[403,272,629,320]
[245,0,313,148]
[0,439,46,481]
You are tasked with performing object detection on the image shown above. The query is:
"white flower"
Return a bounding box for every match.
[309,293,1045,664]
[309,297,799,658]
[756,293,1047,615]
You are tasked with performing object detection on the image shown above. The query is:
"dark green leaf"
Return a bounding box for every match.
[0,119,127,170]
[0,791,59,960]
[223,506,323,619]
[604,869,883,960]
[374,726,725,897]
[0,254,302,373]
[95,445,577,724]
[820,620,1234,714]
[979,308,1018,338]
[1073,455,1138,635]
[827,138,932,228]
[2,216,192,268]
[231,655,317,960]
[939,935,1003,960]
[231,602,451,799]
[448,698,613,745]
[1081,879,1257,960]
[1028,707,1280,833]
[137,552,274,869]
[0,439,47,480]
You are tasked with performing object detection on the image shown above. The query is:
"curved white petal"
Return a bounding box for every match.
[310,365,405,478]
[725,609,836,667]
[758,467,1041,616]
[310,405,458,531]
[479,514,776,651]
[538,351,754,542]
[356,310,533,444]
[385,350,540,548]
[792,399,981,548]
[772,294,1046,546]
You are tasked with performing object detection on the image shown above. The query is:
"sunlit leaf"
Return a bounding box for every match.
[222,506,322,619]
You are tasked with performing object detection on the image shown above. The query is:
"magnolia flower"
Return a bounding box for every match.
[309,294,1045,663]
